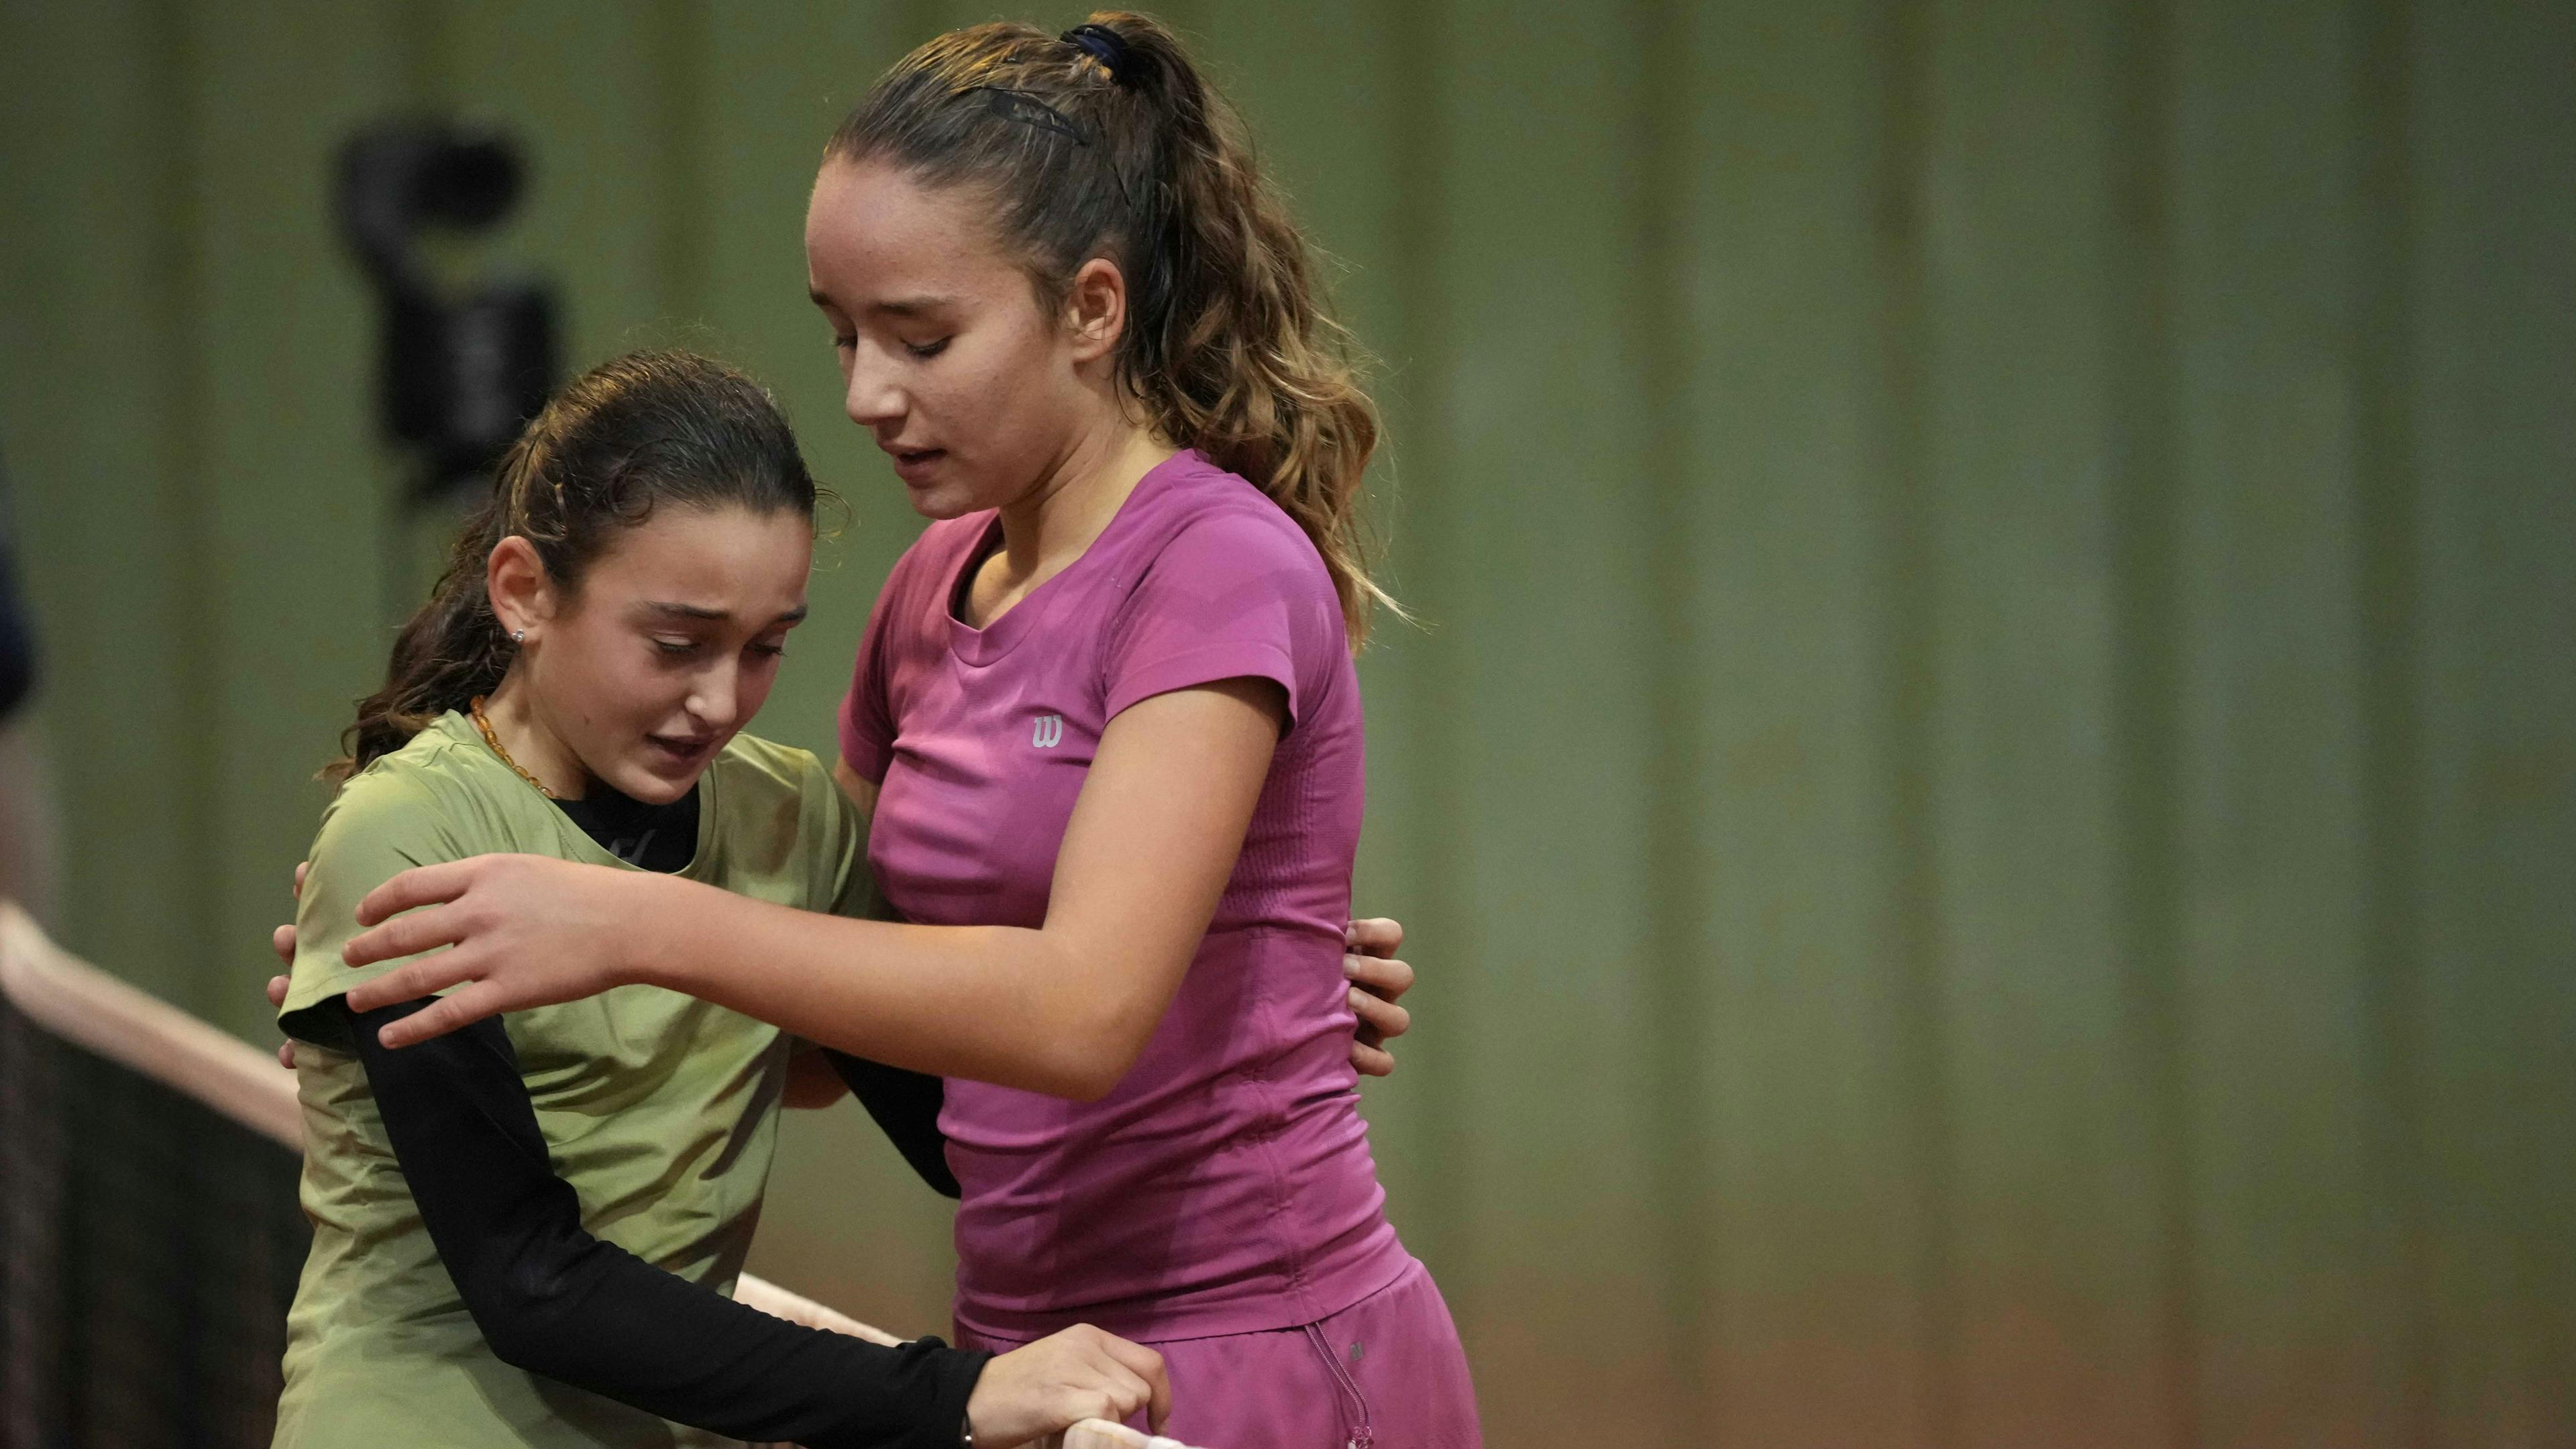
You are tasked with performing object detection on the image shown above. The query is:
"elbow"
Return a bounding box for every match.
[1011,1046,1125,1102]
[477,1309,562,1377]
[1008,937,1173,1100]
[462,1273,582,1377]
[1030,1002,1157,1102]
[1051,1057,1128,1104]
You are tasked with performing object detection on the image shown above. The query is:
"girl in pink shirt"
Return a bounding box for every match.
[336,13,1478,1448]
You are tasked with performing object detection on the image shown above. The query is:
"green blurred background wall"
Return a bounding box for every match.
[3,1,2570,1445]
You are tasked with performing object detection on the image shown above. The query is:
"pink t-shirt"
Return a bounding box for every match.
[840,450,1411,1340]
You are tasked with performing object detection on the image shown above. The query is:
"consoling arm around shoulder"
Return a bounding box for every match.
[710,676,1286,1099]
[317,994,986,1449]
[338,678,1287,1098]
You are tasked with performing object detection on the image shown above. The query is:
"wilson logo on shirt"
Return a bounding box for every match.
[1032,714,1066,749]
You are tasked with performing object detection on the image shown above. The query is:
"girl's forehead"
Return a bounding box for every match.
[805,160,1012,295]
[585,507,812,605]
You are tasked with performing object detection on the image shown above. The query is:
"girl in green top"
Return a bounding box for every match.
[272,351,1167,1448]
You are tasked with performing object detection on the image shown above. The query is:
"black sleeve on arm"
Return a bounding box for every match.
[337,996,987,1449]
[825,1051,959,1199]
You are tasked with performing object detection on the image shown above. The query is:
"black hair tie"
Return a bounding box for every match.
[1062,23,1140,87]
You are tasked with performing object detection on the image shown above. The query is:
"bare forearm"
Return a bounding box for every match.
[639,879,1148,1098]
[341,688,1273,1080]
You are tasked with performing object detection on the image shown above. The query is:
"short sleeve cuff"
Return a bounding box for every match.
[839,686,892,784]
[278,951,462,1045]
[1103,641,1302,728]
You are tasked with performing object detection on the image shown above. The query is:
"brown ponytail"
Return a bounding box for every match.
[331,350,820,782]
[827,12,1399,649]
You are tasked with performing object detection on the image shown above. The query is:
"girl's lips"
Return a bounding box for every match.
[888,447,945,486]
[644,735,717,770]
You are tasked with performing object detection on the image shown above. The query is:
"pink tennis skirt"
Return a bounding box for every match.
[960,1258,1482,1449]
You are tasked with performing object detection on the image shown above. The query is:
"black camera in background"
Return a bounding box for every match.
[336,121,559,505]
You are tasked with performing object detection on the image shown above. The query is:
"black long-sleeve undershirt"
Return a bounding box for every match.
[826,1051,959,1199]
[294,776,983,1446]
[335,994,986,1449]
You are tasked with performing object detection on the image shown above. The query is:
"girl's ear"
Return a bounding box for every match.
[1064,256,1128,364]
[486,535,556,639]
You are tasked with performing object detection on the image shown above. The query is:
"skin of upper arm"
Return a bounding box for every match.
[1039,676,1285,1083]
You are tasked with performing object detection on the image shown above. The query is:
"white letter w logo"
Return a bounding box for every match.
[1032,714,1065,749]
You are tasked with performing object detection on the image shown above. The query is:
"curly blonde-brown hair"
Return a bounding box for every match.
[827,12,1399,648]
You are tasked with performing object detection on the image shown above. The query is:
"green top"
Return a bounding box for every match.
[272,710,877,1448]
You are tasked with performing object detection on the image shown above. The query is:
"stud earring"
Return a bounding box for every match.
[511,629,526,643]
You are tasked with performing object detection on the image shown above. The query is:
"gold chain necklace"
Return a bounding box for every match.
[468,695,559,800]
